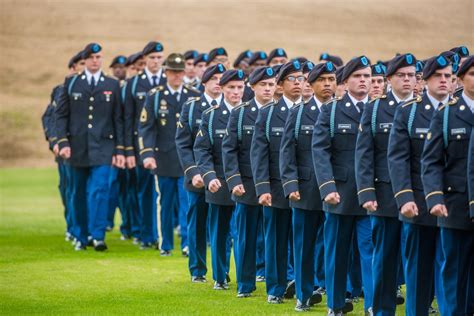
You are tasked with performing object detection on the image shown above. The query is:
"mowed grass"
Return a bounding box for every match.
[0,168,406,315]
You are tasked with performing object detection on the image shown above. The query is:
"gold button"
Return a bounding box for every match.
[89,106,93,110]
[88,124,92,129]
[90,97,94,102]
[88,115,93,120]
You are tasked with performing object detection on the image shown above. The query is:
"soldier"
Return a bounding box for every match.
[183,50,200,88]
[110,55,127,82]
[312,56,374,315]
[176,64,225,282]
[335,66,346,98]
[194,69,245,290]
[414,60,425,97]
[138,53,199,256]
[369,63,386,100]
[194,53,208,92]
[421,55,474,316]
[247,51,268,74]
[450,45,470,66]
[267,48,288,66]
[356,54,417,315]
[207,47,230,69]
[55,43,125,251]
[233,50,252,75]
[302,61,315,102]
[280,62,337,311]
[125,52,145,78]
[222,66,276,297]
[271,64,284,101]
[250,61,303,304]
[319,53,344,68]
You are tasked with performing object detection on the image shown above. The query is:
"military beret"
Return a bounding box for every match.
[277,60,303,83]
[207,47,228,64]
[233,50,252,68]
[386,53,416,77]
[415,60,425,74]
[142,41,164,56]
[249,66,277,85]
[163,53,185,71]
[371,64,385,77]
[341,56,371,83]
[450,46,470,57]
[202,63,226,83]
[267,48,287,64]
[308,62,336,84]
[423,55,451,80]
[452,62,460,74]
[336,66,345,85]
[219,69,245,86]
[440,50,457,62]
[457,55,474,78]
[194,53,208,65]
[109,55,127,68]
[68,51,84,68]
[291,57,308,64]
[272,64,283,78]
[248,51,268,65]
[81,43,102,59]
[184,50,198,60]
[125,52,143,66]
[319,53,343,67]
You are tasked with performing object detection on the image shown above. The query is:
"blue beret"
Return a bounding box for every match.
[303,61,314,74]
[319,53,343,67]
[308,62,337,84]
[81,43,102,59]
[423,55,451,80]
[291,57,308,64]
[248,51,268,65]
[267,48,287,64]
[219,69,245,86]
[109,55,127,68]
[142,41,164,55]
[184,50,198,60]
[341,56,371,83]
[371,64,386,77]
[126,52,143,66]
[386,53,416,77]
[68,51,84,68]
[207,47,228,64]
[233,50,252,68]
[193,53,208,65]
[249,66,277,85]
[452,62,460,74]
[202,64,226,83]
[450,46,470,57]
[336,66,345,85]
[457,55,474,78]
[415,60,425,74]
[278,60,303,83]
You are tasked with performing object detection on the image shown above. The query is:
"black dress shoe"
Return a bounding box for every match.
[342,301,354,314]
[87,236,94,247]
[93,240,108,251]
[327,309,344,316]
[74,242,86,251]
[267,295,283,304]
[182,246,189,257]
[396,287,405,305]
[237,292,251,298]
[308,291,323,306]
[315,287,326,295]
[284,280,296,298]
[191,276,207,283]
[295,300,310,312]
[132,237,140,245]
[225,273,231,283]
[256,275,265,282]
[140,242,154,250]
[160,249,171,256]
[213,281,229,290]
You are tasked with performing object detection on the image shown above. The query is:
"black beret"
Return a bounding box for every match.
[202,63,226,83]
[109,55,127,68]
[415,60,425,74]
[386,53,416,77]
[277,60,303,83]
[81,43,102,59]
[272,64,283,78]
[249,66,277,85]
[163,53,185,71]
[142,41,164,56]
[302,61,314,74]
[450,46,470,57]
[336,66,345,85]
[423,55,451,80]
[194,53,208,65]
[248,51,268,65]
[341,56,371,83]
[308,62,337,84]
[440,50,457,62]
[457,55,474,78]
[233,50,252,68]
[126,52,143,66]
[371,64,386,77]
[207,47,228,64]
[184,50,198,60]
[319,53,343,67]
[219,69,245,86]
[68,51,83,68]
[267,48,287,64]
[291,57,308,64]
[452,62,460,74]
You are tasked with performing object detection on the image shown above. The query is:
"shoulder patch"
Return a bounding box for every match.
[203,104,219,115]
[401,95,422,108]
[183,83,201,94]
[148,85,164,96]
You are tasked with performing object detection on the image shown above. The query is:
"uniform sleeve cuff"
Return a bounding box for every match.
[115,145,125,156]
[282,180,299,197]
[425,191,445,210]
[357,188,377,206]
[394,189,415,209]
[226,174,243,191]
[202,170,217,186]
[125,146,135,157]
[57,138,70,150]
[140,148,154,160]
[255,181,271,197]
[319,180,337,200]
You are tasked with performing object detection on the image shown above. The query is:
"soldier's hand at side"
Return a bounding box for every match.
[59,146,71,159]
[259,193,272,206]
[209,179,222,193]
[400,202,418,218]
[232,184,246,197]
[126,156,136,169]
[143,158,157,170]
[53,144,59,156]
[192,174,204,188]
[324,192,340,205]
[289,191,300,202]
[363,201,378,212]
[113,155,126,169]
[430,204,448,217]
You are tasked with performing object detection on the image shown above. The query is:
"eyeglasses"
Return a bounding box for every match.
[394,72,416,79]
[285,75,305,82]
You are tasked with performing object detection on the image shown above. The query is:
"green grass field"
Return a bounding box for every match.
[0,168,407,315]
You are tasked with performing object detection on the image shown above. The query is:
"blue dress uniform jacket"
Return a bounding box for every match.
[42,84,63,150]
[387,93,437,226]
[421,95,474,231]
[222,99,259,206]
[193,101,234,206]
[138,85,199,177]
[312,93,364,215]
[469,129,474,219]
[355,91,399,217]
[55,71,124,167]
[280,98,323,211]
[176,95,210,193]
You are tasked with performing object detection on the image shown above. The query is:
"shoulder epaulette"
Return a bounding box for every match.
[401,95,422,108]
[148,85,164,96]
[183,83,201,94]
[369,95,386,103]
[438,97,459,111]
[233,101,251,111]
[262,101,275,110]
[184,96,200,104]
[323,96,341,106]
[203,104,219,115]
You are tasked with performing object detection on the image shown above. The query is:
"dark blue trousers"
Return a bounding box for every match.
[209,203,234,283]
[325,213,374,311]
[136,166,157,244]
[287,225,295,282]
[69,165,111,244]
[263,206,291,297]
[57,161,73,235]
[186,191,208,277]
[256,210,266,277]
[370,216,401,316]
[106,167,120,229]
[347,233,363,297]
[439,227,474,316]
[177,177,188,249]
[293,208,323,303]
[314,213,325,288]
[234,203,261,293]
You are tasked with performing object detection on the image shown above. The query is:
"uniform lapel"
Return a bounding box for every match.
[419,94,435,122]
[456,96,474,126]
[339,94,361,123]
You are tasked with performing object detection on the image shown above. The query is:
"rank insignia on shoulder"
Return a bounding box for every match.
[448,97,458,105]
[149,86,164,95]
[183,83,201,94]
[402,95,422,108]
[140,108,147,122]
[197,130,203,137]
[203,105,218,115]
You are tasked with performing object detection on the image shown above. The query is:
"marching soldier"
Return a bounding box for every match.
[55,43,125,251]
[369,63,386,100]
[233,50,252,75]
[247,51,268,74]
[319,53,344,68]
[110,55,127,82]
[125,52,145,78]
[183,50,200,88]
[176,64,226,282]
[193,53,208,93]
[267,48,288,66]
[302,61,314,102]
[193,69,245,290]
[335,66,346,98]
[414,60,425,97]
[207,47,230,69]
[312,56,374,315]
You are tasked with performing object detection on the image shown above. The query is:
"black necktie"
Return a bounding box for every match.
[152,75,158,86]
[356,101,364,113]
[211,100,218,106]
[173,91,179,102]
[90,76,96,88]
[438,102,443,110]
